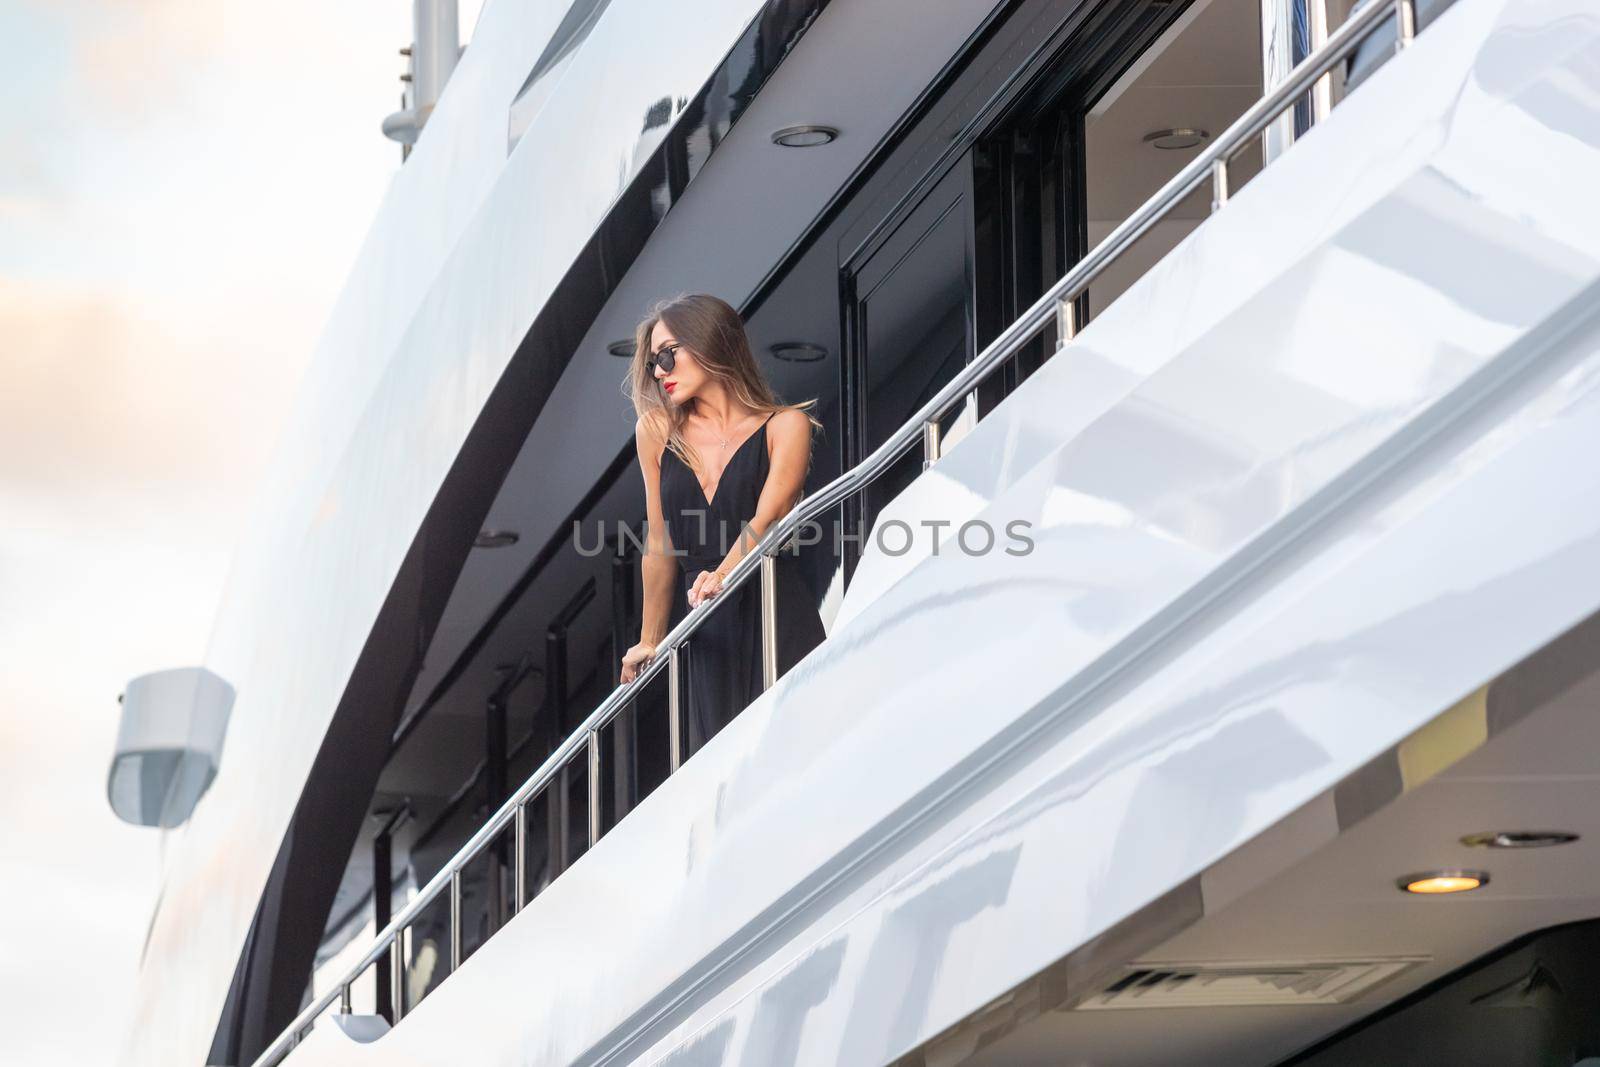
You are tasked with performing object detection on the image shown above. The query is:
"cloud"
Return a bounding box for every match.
[0,278,274,512]
[25,0,226,119]
[0,194,52,224]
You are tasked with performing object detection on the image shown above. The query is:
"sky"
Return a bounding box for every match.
[0,1,479,1061]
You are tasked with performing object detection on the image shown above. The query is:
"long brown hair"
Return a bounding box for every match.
[625,293,818,473]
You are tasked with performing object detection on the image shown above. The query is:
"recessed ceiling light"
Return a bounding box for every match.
[474,530,519,548]
[1398,869,1489,895]
[1143,127,1210,150]
[769,342,828,362]
[771,124,838,148]
[1461,830,1579,849]
[607,339,634,358]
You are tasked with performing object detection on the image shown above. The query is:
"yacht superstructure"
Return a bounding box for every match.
[113,0,1600,1064]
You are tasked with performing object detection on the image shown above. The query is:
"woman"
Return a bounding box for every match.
[618,293,826,752]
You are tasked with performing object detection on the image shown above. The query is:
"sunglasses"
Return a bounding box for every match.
[647,342,683,377]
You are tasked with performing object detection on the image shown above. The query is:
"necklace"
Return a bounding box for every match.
[698,414,739,450]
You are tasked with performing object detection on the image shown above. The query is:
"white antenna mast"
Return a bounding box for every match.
[382,0,461,158]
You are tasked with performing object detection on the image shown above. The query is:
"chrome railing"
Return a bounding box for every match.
[255,1,1418,1059]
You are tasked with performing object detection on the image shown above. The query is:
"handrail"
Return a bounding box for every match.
[254,0,1417,1060]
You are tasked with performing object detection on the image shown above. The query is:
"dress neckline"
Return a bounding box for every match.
[670,414,772,509]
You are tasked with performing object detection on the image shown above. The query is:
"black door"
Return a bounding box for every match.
[969,0,1222,368]
[972,110,1086,409]
[839,158,977,582]
[829,0,1200,588]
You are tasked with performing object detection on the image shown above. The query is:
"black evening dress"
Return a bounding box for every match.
[658,414,827,752]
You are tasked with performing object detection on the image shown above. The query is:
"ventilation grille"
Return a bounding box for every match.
[1077,958,1427,1010]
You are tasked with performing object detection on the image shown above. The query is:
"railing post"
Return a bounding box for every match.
[1394,0,1415,50]
[549,770,569,877]
[1056,297,1077,350]
[587,729,602,847]
[668,647,683,772]
[339,982,352,1015]
[760,555,779,689]
[390,930,406,1022]
[921,419,941,471]
[1259,0,1297,163]
[1309,0,1332,125]
[1211,158,1230,213]
[449,869,462,972]
[514,800,527,911]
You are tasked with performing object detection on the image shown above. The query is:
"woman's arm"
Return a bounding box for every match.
[621,414,678,683]
[687,408,812,608]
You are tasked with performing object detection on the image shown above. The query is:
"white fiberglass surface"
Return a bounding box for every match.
[280,3,1600,1065]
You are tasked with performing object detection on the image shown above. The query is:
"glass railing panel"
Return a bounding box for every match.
[458,822,516,963]
[401,893,453,1012]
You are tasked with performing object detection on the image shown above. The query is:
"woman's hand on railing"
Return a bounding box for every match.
[620,642,657,685]
[687,568,727,609]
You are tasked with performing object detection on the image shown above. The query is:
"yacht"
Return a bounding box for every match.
[108,0,1600,1063]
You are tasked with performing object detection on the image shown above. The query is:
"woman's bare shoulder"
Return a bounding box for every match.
[636,409,671,442]
[768,406,813,441]
[635,410,670,463]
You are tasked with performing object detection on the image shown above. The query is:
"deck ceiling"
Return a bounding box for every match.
[961,649,1600,1066]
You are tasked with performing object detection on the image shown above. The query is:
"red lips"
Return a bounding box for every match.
[664,381,677,394]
